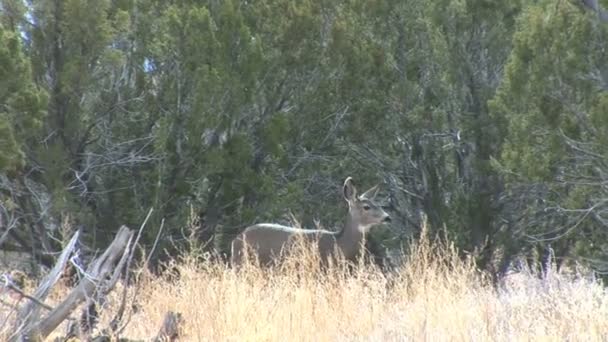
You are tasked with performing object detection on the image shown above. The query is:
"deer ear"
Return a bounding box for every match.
[343,177,357,202]
[361,184,380,200]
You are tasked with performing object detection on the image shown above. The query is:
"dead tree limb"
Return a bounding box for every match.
[14,231,79,333]
[2,279,54,312]
[78,229,134,339]
[153,311,183,342]
[109,208,154,336]
[11,226,134,341]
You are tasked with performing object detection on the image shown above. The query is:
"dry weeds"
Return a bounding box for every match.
[2,233,608,341]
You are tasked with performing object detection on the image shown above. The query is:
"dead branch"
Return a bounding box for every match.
[153,311,183,342]
[11,226,134,341]
[79,229,134,339]
[1,278,53,312]
[14,231,79,332]
[110,208,154,335]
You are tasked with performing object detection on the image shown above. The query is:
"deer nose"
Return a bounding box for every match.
[383,215,391,223]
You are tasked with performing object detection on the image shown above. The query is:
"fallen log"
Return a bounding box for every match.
[10,226,134,341]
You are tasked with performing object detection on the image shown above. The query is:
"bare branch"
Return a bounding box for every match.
[109,208,153,334]
[12,226,134,341]
[14,231,80,332]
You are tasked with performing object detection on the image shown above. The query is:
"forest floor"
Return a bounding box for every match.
[2,234,607,341]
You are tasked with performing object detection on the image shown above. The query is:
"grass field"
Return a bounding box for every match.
[3,233,608,341]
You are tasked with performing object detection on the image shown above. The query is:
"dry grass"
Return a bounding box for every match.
[3,232,608,341]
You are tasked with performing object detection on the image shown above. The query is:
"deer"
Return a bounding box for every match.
[230,177,391,267]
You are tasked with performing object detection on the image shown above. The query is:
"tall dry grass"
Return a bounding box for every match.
[117,232,608,341]
[3,229,608,341]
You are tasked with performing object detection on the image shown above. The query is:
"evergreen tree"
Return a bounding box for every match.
[0,0,606,276]
[490,0,608,273]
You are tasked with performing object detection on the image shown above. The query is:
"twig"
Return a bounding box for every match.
[1,278,53,312]
[114,217,166,336]
[109,208,153,334]
[146,218,165,267]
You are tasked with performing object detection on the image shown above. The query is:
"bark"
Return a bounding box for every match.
[14,231,79,332]
[11,226,134,341]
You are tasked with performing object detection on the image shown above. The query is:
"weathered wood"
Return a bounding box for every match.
[12,226,134,342]
[80,231,133,339]
[14,231,79,333]
[153,311,183,342]
[109,208,153,335]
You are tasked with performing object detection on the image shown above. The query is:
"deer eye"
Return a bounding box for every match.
[363,204,371,210]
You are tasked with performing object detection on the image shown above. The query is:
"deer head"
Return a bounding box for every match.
[343,177,391,234]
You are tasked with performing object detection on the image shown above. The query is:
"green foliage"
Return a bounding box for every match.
[0,115,22,171]
[0,24,47,172]
[491,0,608,272]
[2,0,607,275]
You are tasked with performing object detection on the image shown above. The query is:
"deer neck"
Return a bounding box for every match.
[336,211,364,260]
